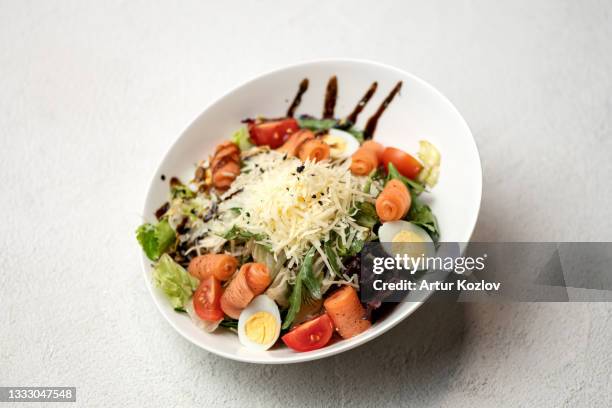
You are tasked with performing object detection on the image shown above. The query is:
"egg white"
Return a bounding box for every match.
[237,295,281,351]
[378,221,435,263]
[324,128,360,159]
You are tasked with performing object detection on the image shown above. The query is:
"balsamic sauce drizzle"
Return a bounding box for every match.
[323,76,338,119]
[155,202,169,220]
[286,78,309,117]
[345,82,378,124]
[363,81,402,140]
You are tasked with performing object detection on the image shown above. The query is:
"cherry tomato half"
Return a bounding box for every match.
[193,276,224,322]
[381,147,423,180]
[248,118,300,149]
[282,314,334,352]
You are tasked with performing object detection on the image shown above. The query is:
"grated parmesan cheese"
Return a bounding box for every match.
[217,150,375,268]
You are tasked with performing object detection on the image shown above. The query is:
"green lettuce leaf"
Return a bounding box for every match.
[136,219,176,261]
[153,254,199,309]
[170,181,196,200]
[417,140,441,188]
[231,126,254,151]
[222,225,266,242]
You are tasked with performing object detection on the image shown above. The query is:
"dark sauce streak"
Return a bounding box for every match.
[323,76,338,119]
[286,78,309,117]
[203,200,218,222]
[363,81,403,140]
[169,177,182,188]
[155,202,169,220]
[220,187,244,202]
[346,82,378,124]
[176,217,189,235]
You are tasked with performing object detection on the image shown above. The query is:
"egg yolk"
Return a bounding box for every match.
[244,312,278,345]
[392,230,424,243]
[324,135,347,157]
[392,230,427,258]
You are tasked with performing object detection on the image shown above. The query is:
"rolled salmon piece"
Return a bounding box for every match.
[188,254,238,281]
[277,129,315,156]
[350,145,379,176]
[323,286,371,339]
[219,263,271,319]
[211,145,240,170]
[361,140,384,161]
[212,161,241,190]
[210,140,241,191]
[298,139,330,162]
[243,262,272,295]
[220,266,255,319]
[375,179,411,222]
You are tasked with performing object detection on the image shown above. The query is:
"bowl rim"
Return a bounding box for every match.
[140,58,482,364]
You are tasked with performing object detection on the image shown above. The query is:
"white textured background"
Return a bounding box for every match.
[1,1,611,406]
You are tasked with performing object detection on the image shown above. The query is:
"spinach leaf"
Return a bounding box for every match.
[353,201,378,229]
[362,168,382,194]
[386,163,425,195]
[335,232,366,258]
[324,241,342,277]
[282,275,302,330]
[282,247,319,329]
[300,247,320,299]
[219,319,239,330]
[408,198,440,243]
[346,127,364,143]
[297,116,364,143]
[348,236,366,255]
[297,117,338,132]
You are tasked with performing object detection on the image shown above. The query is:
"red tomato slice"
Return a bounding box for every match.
[381,147,423,180]
[282,314,334,352]
[193,276,224,322]
[248,118,299,149]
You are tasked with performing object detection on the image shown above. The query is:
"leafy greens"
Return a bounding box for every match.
[136,219,176,261]
[282,247,319,329]
[153,254,199,309]
[231,126,254,151]
[386,163,425,195]
[407,198,440,243]
[297,117,364,143]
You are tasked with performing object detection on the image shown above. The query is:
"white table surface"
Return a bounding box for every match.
[2,1,611,406]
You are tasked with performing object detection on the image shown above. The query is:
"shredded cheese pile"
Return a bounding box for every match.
[218,150,374,268]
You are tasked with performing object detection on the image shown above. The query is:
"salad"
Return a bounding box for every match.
[137,77,441,353]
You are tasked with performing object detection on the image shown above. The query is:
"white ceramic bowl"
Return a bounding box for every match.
[141,59,482,364]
